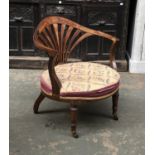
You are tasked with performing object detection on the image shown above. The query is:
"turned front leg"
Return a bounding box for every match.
[70,104,79,138]
[112,90,119,120]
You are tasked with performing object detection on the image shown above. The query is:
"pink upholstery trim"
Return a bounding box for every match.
[40,75,119,97]
[61,82,119,97]
[40,76,52,93]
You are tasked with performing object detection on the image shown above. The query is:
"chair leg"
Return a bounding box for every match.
[70,103,79,138]
[33,92,45,114]
[112,90,119,120]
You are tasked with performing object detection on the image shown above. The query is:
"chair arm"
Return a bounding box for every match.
[48,55,62,97]
[94,29,119,70]
[109,39,119,70]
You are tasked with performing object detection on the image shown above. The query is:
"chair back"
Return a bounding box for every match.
[33,16,118,64]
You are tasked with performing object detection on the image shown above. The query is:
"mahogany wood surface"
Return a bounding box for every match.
[33,16,119,138]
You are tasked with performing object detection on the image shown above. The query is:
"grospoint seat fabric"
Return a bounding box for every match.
[40,62,120,98]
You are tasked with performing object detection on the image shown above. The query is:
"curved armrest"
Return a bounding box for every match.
[94,30,119,70]
[109,39,119,70]
[48,56,62,97]
[75,24,119,70]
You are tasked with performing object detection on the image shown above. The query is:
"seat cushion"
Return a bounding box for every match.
[40,62,120,98]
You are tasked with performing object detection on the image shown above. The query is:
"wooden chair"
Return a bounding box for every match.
[33,16,120,138]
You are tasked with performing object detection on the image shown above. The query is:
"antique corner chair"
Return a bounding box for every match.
[33,16,120,138]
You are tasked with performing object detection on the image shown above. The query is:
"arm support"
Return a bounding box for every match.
[48,55,62,97]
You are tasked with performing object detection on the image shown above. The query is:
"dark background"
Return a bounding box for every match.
[9,0,137,71]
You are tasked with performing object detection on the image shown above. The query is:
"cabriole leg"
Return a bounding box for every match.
[33,92,45,114]
[70,103,79,138]
[112,90,119,120]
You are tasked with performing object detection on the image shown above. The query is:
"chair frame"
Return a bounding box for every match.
[33,16,119,138]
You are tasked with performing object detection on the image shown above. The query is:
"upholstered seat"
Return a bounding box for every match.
[41,62,120,98]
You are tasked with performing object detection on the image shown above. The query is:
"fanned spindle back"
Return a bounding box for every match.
[33,16,117,65]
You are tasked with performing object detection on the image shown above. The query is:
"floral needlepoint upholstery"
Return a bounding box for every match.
[41,62,120,97]
[40,62,120,98]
